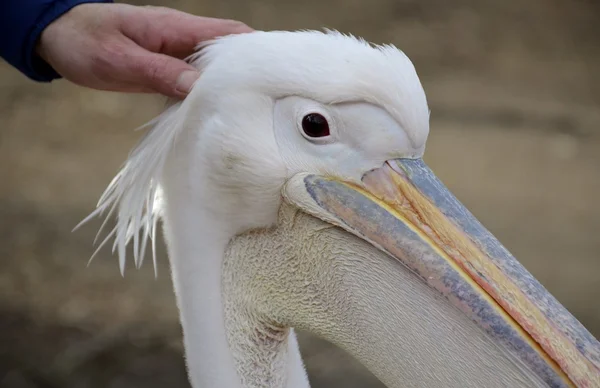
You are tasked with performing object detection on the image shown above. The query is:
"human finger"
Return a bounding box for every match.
[120,6,253,59]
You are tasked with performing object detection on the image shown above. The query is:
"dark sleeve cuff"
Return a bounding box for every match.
[0,0,114,82]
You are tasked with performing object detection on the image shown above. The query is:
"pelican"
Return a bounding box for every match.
[80,30,600,387]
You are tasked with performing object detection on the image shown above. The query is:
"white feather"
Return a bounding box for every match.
[75,102,183,275]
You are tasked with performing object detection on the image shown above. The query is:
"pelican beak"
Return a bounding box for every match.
[283,158,600,388]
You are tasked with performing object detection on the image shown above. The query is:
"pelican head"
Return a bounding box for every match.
[83,30,600,387]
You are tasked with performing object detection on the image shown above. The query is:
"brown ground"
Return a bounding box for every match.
[0,0,599,387]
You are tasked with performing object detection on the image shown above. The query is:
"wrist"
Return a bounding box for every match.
[35,29,50,64]
[31,0,115,81]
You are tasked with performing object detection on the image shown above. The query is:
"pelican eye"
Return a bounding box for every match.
[301,113,330,138]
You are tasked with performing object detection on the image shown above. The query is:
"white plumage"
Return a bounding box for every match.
[79,30,599,388]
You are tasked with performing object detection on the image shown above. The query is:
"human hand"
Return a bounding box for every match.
[36,3,253,99]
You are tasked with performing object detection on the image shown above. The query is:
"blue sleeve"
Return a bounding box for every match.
[0,0,113,82]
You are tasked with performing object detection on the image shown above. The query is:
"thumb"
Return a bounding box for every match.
[129,49,200,98]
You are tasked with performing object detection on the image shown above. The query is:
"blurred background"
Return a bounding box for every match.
[1,0,599,387]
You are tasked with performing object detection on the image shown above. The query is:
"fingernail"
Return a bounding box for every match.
[176,70,200,94]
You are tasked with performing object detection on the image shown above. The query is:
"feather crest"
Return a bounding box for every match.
[75,102,185,276]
